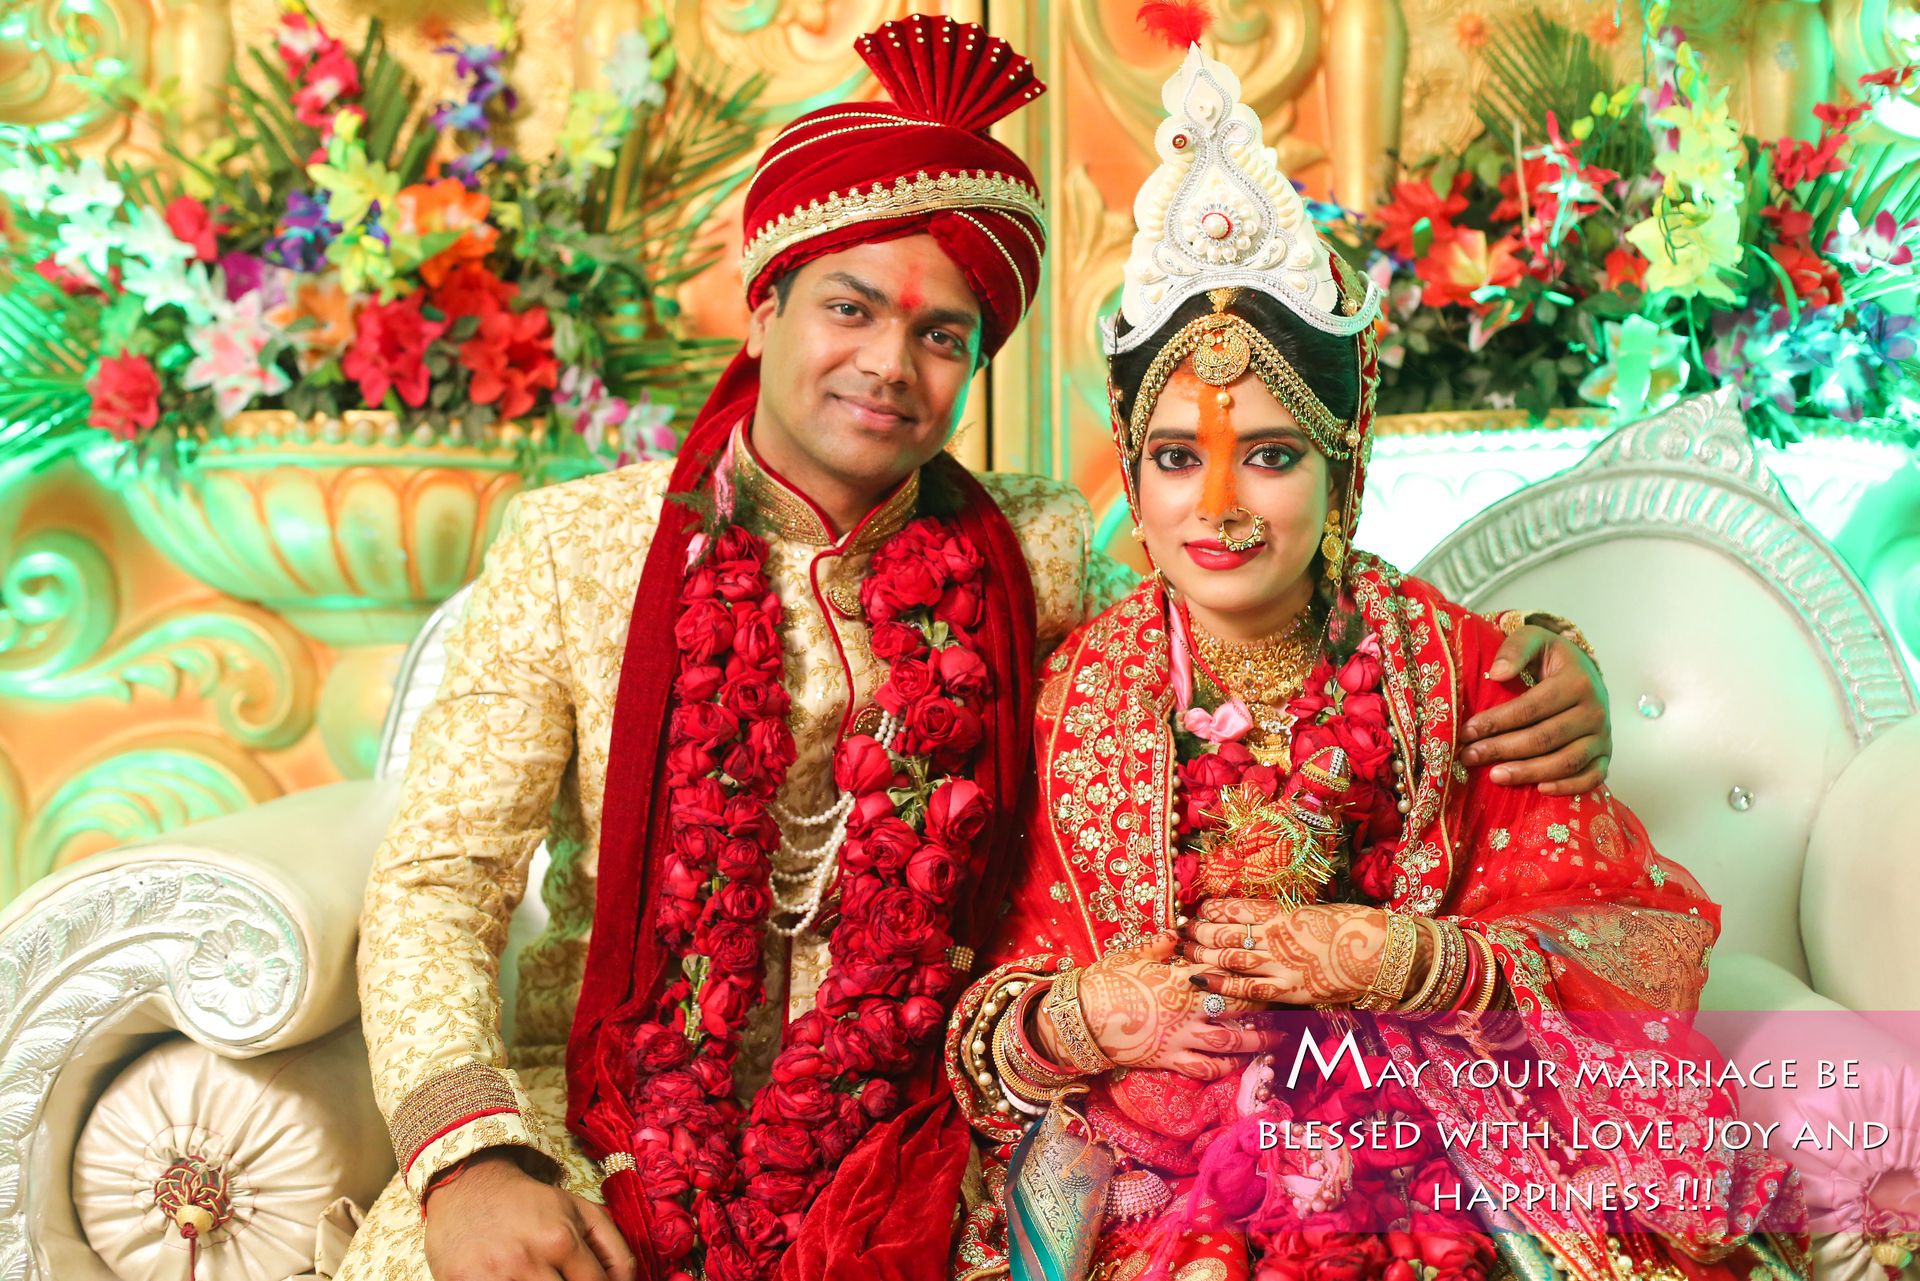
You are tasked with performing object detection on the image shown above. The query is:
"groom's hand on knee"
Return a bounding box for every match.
[423,1148,637,1281]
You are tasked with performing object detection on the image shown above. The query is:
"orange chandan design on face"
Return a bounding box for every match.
[1172,366,1238,521]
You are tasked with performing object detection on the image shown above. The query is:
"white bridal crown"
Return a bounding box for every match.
[1103,41,1382,354]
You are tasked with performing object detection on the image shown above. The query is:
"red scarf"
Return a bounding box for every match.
[566,349,1037,1279]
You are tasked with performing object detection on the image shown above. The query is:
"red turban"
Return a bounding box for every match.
[738,13,1047,357]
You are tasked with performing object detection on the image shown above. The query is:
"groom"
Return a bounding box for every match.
[346,16,1613,1281]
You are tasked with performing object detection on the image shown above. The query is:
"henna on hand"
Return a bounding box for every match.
[1073,933,1271,1078]
[1181,902,1394,1005]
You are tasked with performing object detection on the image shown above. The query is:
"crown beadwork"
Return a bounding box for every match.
[1102,43,1380,355]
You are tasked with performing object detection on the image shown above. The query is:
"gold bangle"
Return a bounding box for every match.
[1044,966,1116,1075]
[1356,912,1420,1012]
[1396,919,1460,1016]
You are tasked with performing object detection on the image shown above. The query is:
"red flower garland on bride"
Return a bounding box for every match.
[1173,600,1406,907]
[617,513,996,1280]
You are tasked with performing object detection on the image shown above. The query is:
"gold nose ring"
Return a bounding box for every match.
[1218,509,1267,553]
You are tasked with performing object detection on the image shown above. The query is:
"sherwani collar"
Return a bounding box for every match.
[732,420,921,552]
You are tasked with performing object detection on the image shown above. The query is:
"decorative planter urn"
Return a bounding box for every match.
[92,410,596,776]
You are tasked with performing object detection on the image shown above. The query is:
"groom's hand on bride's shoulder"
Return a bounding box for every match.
[1459,623,1612,797]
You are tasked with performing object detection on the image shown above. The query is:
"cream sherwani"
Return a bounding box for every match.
[339,437,1125,1279]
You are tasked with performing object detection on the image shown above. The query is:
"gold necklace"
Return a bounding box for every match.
[1190,608,1319,766]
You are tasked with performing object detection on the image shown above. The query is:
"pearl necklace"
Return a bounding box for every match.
[767,710,900,938]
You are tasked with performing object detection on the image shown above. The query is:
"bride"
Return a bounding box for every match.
[945,20,1804,1281]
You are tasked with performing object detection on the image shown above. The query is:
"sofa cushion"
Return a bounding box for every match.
[72,1025,391,1281]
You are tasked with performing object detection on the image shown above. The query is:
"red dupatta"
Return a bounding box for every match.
[1012,561,1804,1281]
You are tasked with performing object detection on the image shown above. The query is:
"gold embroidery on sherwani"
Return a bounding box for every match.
[343,443,1096,1281]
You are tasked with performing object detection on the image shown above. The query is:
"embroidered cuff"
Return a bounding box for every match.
[392,1063,561,1199]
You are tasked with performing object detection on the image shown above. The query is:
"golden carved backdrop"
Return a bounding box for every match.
[2,0,1913,901]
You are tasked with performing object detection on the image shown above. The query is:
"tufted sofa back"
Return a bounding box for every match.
[1417,390,1916,988]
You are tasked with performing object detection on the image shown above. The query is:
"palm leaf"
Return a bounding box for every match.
[354,21,429,177]
[0,275,96,456]
[1802,142,1920,248]
[1474,14,1615,151]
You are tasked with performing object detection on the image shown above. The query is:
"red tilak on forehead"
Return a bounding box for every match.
[898,262,924,313]
[1169,368,1238,520]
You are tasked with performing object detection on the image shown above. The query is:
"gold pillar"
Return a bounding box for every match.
[1747,0,1834,143]
[1326,0,1408,211]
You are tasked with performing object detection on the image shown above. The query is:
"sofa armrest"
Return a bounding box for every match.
[1801,715,1920,1012]
[0,780,399,1281]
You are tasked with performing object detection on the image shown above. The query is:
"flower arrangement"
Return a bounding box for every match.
[0,0,759,475]
[1321,2,1920,447]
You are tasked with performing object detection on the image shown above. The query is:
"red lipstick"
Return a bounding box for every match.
[1184,539,1264,571]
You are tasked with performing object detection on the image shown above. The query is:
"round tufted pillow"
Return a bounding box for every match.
[73,1024,393,1281]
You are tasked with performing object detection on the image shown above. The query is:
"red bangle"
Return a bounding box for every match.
[1445,940,1482,1016]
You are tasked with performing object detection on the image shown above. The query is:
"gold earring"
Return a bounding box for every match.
[1320,510,1345,583]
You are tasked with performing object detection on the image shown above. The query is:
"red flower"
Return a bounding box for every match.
[430,261,517,320]
[1761,204,1813,240]
[1772,132,1847,189]
[459,304,558,418]
[860,553,944,620]
[935,645,991,699]
[292,45,362,129]
[33,258,104,296]
[730,608,783,667]
[858,1078,902,1120]
[929,775,990,845]
[865,887,937,957]
[1602,246,1648,292]
[674,600,735,663]
[743,1124,817,1172]
[875,652,941,714]
[906,842,965,903]
[720,668,788,720]
[855,817,920,878]
[833,735,896,795]
[869,620,926,660]
[1374,173,1471,258]
[898,693,983,764]
[646,1197,698,1259]
[87,352,161,440]
[344,292,445,409]
[1861,65,1919,91]
[1414,228,1524,310]
[163,196,220,263]
[1774,239,1844,308]
[672,701,740,753]
[1814,100,1870,132]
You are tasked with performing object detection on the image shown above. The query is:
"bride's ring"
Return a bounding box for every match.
[1202,992,1228,1018]
[1218,509,1267,553]
[1241,931,1258,950]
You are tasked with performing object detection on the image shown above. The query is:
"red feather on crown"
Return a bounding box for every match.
[856,13,1044,133]
[1136,0,1213,50]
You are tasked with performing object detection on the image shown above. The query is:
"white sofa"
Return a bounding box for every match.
[2,389,1916,1281]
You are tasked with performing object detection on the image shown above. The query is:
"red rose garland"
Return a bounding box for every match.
[618,514,997,1280]
[1170,596,1495,1281]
